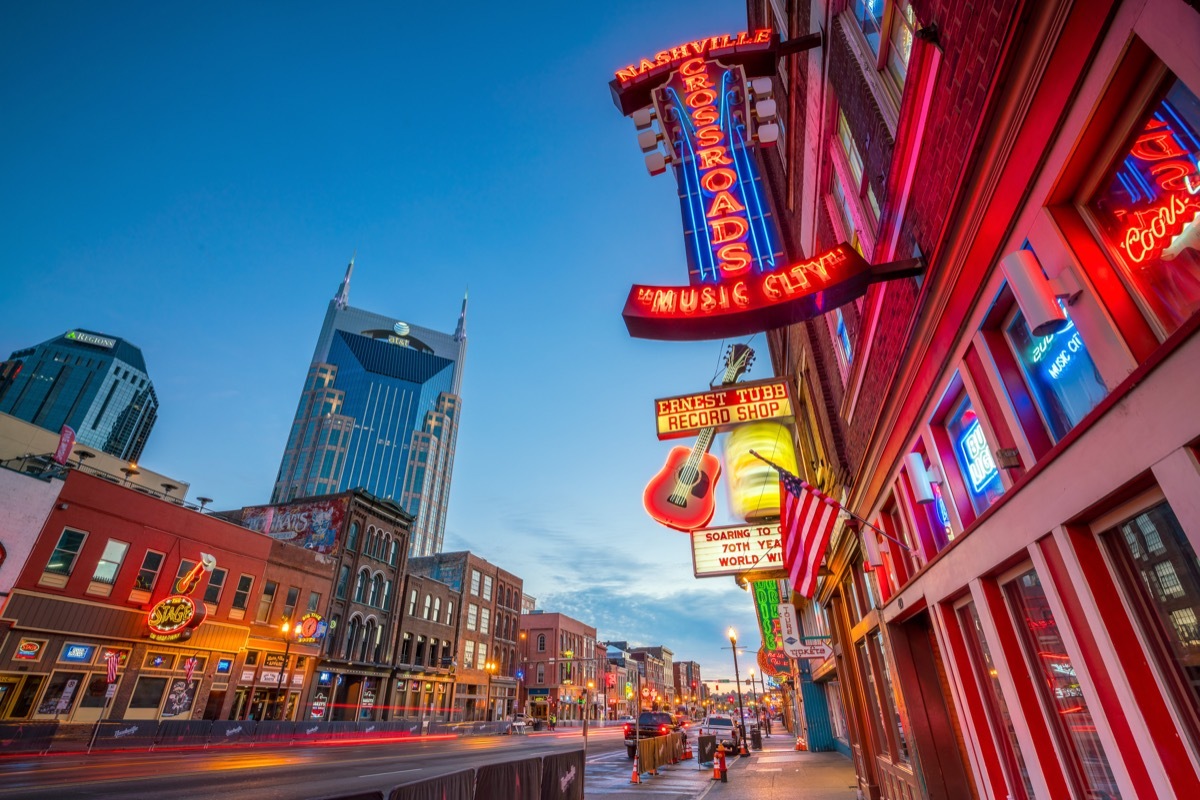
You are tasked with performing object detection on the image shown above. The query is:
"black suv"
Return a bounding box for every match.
[622,711,680,758]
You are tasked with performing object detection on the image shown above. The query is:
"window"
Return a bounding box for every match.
[834,308,854,366]
[415,635,427,665]
[1005,302,1107,441]
[232,574,254,610]
[401,633,412,663]
[851,0,883,55]
[482,576,493,601]
[470,570,481,596]
[382,580,392,611]
[467,603,478,631]
[1087,76,1200,337]
[884,2,915,93]
[477,642,487,667]
[464,640,476,669]
[134,551,164,591]
[355,570,368,603]
[369,574,382,607]
[1006,568,1121,797]
[91,540,128,585]
[536,663,545,684]
[1106,502,1200,744]
[946,393,1004,514]
[255,580,278,624]
[480,608,491,635]
[335,565,350,599]
[433,597,442,622]
[204,568,227,605]
[409,589,418,616]
[283,586,299,619]
[129,677,168,709]
[45,529,86,575]
[830,168,857,245]
[851,0,914,102]
[445,600,454,625]
[308,590,321,612]
[174,560,196,593]
[537,634,546,652]
[423,595,432,620]
[346,522,359,551]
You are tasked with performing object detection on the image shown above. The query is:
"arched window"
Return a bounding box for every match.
[365,528,375,558]
[390,538,399,566]
[369,574,383,607]
[433,597,441,622]
[383,580,393,611]
[445,600,454,625]
[537,634,546,652]
[346,522,359,551]
[344,616,362,660]
[335,565,350,599]
[423,595,432,620]
[360,619,376,662]
[354,569,368,603]
[409,589,418,615]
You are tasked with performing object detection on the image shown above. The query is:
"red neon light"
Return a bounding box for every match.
[614,30,772,84]
[1119,193,1200,263]
[622,244,921,340]
[643,447,720,531]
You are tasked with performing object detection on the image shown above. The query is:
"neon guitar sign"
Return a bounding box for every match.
[610,35,922,340]
[643,345,754,531]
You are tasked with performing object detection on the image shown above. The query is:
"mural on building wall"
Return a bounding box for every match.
[241,497,349,554]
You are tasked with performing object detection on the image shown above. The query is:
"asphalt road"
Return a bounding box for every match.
[0,726,627,800]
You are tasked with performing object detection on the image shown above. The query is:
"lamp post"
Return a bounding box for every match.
[120,463,140,486]
[757,669,770,736]
[584,680,594,751]
[484,661,497,721]
[728,627,748,754]
[275,619,294,720]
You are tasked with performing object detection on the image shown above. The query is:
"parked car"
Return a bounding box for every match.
[697,714,739,751]
[623,711,678,758]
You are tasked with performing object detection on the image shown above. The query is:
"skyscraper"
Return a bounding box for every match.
[0,329,159,462]
[272,259,466,557]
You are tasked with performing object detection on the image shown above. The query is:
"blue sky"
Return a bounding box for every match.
[0,1,769,685]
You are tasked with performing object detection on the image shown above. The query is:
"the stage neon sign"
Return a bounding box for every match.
[614,30,772,84]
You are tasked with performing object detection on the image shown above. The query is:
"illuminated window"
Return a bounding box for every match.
[850,0,914,104]
[1005,302,1107,441]
[946,394,1004,514]
[1087,76,1200,337]
[45,529,86,576]
[885,2,915,94]
[851,0,883,55]
[91,540,128,585]
[835,308,854,365]
[464,640,475,670]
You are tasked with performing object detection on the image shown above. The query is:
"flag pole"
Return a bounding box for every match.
[749,450,912,552]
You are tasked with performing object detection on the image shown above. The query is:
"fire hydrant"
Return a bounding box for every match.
[716,743,728,782]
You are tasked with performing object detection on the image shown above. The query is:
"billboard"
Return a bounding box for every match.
[241,497,349,555]
[690,522,782,577]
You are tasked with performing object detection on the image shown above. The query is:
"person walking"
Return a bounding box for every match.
[549,713,557,731]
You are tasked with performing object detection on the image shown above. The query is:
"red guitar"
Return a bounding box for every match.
[643,345,755,532]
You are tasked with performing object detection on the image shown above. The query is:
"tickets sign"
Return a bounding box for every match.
[654,379,793,440]
[691,523,783,577]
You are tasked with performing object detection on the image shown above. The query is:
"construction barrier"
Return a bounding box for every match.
[390,768,476,800]
[540,749,584,800]
[474,756,541,800]
[0,722,59,755]
[634,732,686,776]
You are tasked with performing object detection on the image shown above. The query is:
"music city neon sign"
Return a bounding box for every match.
[610,36,922,340]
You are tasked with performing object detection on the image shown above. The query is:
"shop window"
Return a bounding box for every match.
[90,539,128,585]
[1005,568,1122,798]
[36,672,85,715]
[873,631,910,763]
[129,677,168,711]
[1087,76,1200,336]
[1104,502,1200,747]
[856,640,888,753]
[44,529,86,576]
[1004,303,1108,441]
[946,394,1004,515]
[958,602,1035,800]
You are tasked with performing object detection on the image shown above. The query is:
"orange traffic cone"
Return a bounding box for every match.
[631,751,641,784]
[712,745,722,781]
[795,737,807,751]
[684,738,693,760]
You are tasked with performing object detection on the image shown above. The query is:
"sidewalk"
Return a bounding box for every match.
[585,732,860,799]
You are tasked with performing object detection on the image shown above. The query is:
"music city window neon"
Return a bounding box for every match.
[947,397,1003,515]
[1088,76,1200,335]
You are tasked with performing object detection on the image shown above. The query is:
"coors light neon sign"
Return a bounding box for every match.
[610,31,922,340]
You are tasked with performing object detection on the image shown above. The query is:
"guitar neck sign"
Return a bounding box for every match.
[610,35,923,340]
[655,378,792,440]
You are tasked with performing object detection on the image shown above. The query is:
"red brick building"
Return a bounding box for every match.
[519,611,600,724]
[752,0,1200,798]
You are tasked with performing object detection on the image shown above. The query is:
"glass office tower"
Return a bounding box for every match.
[0,329,159,462]
[272,260,466,557]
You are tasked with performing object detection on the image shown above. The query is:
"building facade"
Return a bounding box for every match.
[673,660,703,716]
[753,0,1200,798]
[272,260,467,557]
[520,611,600,723]
[0,470,331,724]
[409,551,523,721]
[0,329,159,462]
[393,572,459,720]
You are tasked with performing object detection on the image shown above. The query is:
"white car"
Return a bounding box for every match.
[697,714,740,750]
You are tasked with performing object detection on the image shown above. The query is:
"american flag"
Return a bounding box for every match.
[106,651,120,684]
[185,657,198,684]
[780,470,843,599]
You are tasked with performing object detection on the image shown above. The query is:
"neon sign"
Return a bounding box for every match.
[610,37,923,340]
[146,555,214,642]
[614,30,773,85]
[654,378,792,440]
[958,419,998,494]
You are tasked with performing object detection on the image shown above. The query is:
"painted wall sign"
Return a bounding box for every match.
[654,378,793,440]
[241,497,349,555]
[691,522,782,577]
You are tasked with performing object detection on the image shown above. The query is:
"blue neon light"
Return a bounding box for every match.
[957,419,998,494]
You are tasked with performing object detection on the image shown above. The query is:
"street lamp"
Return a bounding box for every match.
[484,661,498,721]
[584,680,594,750]
[275,619,295,720]
[728,627,748,755]
[120,463,140,485]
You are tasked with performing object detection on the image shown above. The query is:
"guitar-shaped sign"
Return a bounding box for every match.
[643,344,755,531]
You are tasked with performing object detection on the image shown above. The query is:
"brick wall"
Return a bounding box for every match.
[828,16,895,204]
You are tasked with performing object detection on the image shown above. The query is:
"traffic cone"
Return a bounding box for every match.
[684,738,693,759]
[739,735,751,757]
[631,751,641,784]
[712,745,722,781]
[795,736,807,751]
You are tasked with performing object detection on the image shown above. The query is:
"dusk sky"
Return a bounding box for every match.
[0,1,770,686]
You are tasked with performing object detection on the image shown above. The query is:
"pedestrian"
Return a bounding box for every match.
[549,713,556,731]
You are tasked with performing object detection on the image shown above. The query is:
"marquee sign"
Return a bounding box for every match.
[294,611,328,645]
[611,35,922,341]
[655,378,792,440]
[691,522,782,577]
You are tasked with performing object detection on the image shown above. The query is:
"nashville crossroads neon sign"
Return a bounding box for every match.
[611,37,922,340]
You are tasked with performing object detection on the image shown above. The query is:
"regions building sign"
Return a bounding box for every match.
[691,522,782,577]
[610,33,921,340]
[65,330,116,349]
[655,378,792,440]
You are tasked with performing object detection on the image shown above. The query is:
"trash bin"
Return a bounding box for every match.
[533,719,544,731]
[751,728,763,750]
